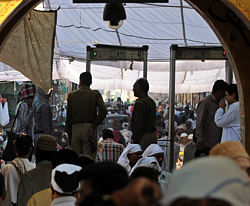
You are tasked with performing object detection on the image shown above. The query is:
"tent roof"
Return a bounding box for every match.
[45,0,221,61]
[0,0,227,93]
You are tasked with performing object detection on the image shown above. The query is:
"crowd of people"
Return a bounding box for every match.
[0,72,248,206]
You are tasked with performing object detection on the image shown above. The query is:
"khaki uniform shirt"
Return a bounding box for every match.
[196,94,222,148]
[131,95,156,143]
[66,86,107,138]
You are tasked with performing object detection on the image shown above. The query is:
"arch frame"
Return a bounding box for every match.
[186,0,250,152]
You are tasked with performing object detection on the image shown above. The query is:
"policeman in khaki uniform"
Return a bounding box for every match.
[131,78,157,150]
[66,72,107,158]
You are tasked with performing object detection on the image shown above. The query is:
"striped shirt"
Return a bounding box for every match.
[98,139,124,162]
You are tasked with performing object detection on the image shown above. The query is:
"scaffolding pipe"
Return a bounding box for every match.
[86,46,91,73]
[168,45,177,172]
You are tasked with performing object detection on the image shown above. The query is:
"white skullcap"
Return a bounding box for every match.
[188,134,193,140]
[142,144,164,158]
[161,157,250,206]
[117,144,142,173]
[180,133,188,138]
[51,163,82,195]
[129,157,161,176]
[177,125,184,130]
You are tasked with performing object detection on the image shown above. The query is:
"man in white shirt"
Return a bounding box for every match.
[214,84,240,142]
[1,134,35,206]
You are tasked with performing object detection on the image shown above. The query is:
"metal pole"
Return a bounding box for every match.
[225,60,233,84]
[181,93,185,107]
[143,46,148,79]
[191,93,193,107]
[168,45,177,172]
[86,46,91,73]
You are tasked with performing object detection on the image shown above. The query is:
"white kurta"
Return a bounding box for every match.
[214,102,240,142]
[51,196,76,206]
[1,158,35,205]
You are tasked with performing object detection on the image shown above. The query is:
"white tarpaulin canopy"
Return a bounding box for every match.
[0,0,227,93]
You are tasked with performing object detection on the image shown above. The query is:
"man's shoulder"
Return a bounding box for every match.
[113,141,124,149]
[135,99,144,106]
[197,95,212,108]
[22,164,46,176]
[144,95,155,103]
[68,88,98,97]
[200,95,212,103]
[105,140,123,147]
[92,89,102,97]
[2,163,16,174]
[136,96,155,104]
[231,101,240,109]
[68,88,83,96]
[38,102,50,110]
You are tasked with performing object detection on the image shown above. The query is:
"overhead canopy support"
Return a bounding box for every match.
[86,44,149,78]
[73,0,168,3]
[168,45,227,172]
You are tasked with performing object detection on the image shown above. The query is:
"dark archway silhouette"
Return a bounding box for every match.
[186,0,250,152]
[0,0,249,152]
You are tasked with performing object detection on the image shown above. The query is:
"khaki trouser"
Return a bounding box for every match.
[71,123,97,159]
[139,132,157,151]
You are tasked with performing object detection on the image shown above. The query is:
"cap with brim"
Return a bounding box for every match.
[36,135,57,151]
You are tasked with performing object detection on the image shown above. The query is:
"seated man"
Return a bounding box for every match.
[117,144,142,173]
[142,144,171,193]
[97,128,124,162]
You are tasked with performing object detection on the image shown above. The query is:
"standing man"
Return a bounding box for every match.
[66,72,107,158]
[15,83,36,137]
[131,78,156,150]
[214,84,240,142]
[17,135,57,206]
[33,87,53,146]
[196,80,228,155]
